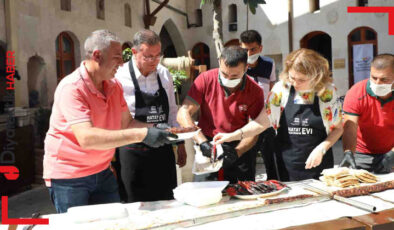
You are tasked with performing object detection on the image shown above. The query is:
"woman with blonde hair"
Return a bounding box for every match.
[214,48,343,181]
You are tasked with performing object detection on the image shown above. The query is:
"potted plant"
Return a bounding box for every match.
[169,68,188,104]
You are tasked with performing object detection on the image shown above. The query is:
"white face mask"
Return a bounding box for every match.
[247,53,260,64]
[220,73,243,88]
[369,80,393,97]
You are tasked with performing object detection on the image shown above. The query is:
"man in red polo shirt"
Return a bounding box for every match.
[177,46,264,183]
[341,54,394,173]
[44,30,176,213]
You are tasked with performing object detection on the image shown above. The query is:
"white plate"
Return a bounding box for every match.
[234,187,289,200]
[168,129,201,140]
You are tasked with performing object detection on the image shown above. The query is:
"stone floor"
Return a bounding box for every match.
[1,141,344,219]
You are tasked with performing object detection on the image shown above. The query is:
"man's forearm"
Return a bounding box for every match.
[80,127,147,150]
[342,120,358,153]
[177,107,207,144]
[235,135,258,157]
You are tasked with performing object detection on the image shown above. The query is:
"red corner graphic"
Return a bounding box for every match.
[1,196,49,225]
[348,7,394,35]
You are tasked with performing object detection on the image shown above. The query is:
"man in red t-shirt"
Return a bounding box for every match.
[341,54,394,173]
[177,46,264,183]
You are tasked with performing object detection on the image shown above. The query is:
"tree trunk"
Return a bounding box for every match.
[212,0,223,58]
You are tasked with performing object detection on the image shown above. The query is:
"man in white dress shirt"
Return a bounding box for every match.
[115,30,186,202]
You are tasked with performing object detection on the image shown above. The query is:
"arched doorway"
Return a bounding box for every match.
[27,56,47,107]
[192,43,210,70]
[348,26,377,87]
[300,31,332,69]
[160,19,187,56]
[224,39,240,47]
[159,26,177,58]
[55,32,76,82]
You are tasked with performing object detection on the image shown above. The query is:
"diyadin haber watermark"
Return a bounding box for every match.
[1,51,49,226]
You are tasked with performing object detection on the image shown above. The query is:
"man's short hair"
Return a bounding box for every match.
[133,29,161,50]
[84,30,121,59]
[240,30,262,45]
[371,54,394,71]
[220,46,247,67]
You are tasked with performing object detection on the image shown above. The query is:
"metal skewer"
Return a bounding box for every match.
[303,184,377,213]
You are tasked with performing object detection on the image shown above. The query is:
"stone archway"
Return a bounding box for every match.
[300,31,332,69]
[27,56,48,107]
[160,19,186,56]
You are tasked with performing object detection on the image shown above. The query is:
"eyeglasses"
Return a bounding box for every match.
[289,74,310,84]
[142,54,162,61]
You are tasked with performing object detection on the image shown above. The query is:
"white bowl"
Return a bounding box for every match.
[173,181,229,207]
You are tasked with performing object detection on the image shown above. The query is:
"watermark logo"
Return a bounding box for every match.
[348,6,394,35]
[1,51,49,227]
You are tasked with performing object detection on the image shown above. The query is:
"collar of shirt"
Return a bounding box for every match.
[79,61,116,99]
[132,57,157,79]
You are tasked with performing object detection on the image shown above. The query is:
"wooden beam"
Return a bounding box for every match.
[144,0,169,28]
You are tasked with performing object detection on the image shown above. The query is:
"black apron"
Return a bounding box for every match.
[118,61,176,202]
[275,87,333,181]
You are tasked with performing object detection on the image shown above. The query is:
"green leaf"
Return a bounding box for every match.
[200,0,205,8]
[122,48,133,62]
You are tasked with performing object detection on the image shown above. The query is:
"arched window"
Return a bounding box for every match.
[228,4,237,32]
[348,27,377,87]
[61,0,71,11]
[124,3,132,27]
[224,39,240,47]
[192,43,210,70]
[97,0,105,20]
[56,32,75,82]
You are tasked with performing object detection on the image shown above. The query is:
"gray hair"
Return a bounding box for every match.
[132,29,161,50]
[84,30,122,59]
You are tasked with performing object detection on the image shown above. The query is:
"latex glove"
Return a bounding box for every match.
[305,144,326,169]
[375,150,394,174]
[154,123,171,130]
[220,144,239,169]
[199,141,213,158]
[142,127,177,148]
[339,150,357,169]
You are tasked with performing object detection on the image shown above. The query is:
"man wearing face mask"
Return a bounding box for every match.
[240,30,278,180]
[341,54,394,173]
[177,46,264,183]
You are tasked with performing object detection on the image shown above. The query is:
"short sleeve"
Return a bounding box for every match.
[187,72,206,106]
[59,84,91,125]
[248,85,264,119]
[343,85,360,116]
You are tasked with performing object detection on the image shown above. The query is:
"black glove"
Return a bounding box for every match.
[142,127,178,148]
[375,150,394,174]
[339,150,357,169]
[199,141,213,158]
[220,144,239,169]
[154,123,171,130]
